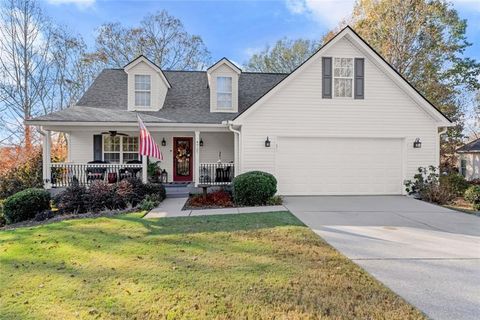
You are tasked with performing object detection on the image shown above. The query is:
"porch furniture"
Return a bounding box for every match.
[119,160,142,180]
[199,163,234,185]
[86,160,108,183]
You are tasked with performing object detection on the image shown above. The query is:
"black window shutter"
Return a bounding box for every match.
[93,134,102,161]
[322,57,332,99]
[354,58,364,99]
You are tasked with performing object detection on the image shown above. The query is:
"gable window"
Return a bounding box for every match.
[103,135,139,164]
[217,76,232,109]
[333,58,353,98]
[135,75,151,107]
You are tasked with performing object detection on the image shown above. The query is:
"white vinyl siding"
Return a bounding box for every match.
[127,60,168,111]
[238,37,439,194]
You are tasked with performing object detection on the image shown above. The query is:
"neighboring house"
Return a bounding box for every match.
[457,138,480,181]
[27,26,452,195]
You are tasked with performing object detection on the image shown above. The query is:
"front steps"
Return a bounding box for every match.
[164,182,192,198]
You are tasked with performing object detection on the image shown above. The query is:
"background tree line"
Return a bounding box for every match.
[246,0,480,169]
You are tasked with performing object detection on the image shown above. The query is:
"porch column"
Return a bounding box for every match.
[194,131,200,186]
[42,130,52,189]
[142,156,148,183]
[234,131,239,176]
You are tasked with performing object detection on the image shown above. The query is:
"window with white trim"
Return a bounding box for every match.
[333,58,353,98]
[103,135,139,164]
[135,75,151,107]
[216,76,232,109]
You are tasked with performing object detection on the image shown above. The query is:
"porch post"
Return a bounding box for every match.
[142,156,148,183]
[194,131,200,186]
[42,130,52,189]
[234,132,239,176]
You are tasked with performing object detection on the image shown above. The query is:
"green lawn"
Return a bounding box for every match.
[0,211,424,319]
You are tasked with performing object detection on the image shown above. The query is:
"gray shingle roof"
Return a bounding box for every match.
[32,69,287,124]
[457,138,480,153]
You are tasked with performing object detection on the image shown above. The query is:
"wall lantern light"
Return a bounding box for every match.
[413,138,422,148]
[265,136,271,148]
[200,138,204,147]
[161,138,166,146]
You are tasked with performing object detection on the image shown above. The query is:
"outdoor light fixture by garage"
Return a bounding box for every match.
[200,138,204,147]
[265,137,271,148]
[413,138,422,148]
[161,138,166,146]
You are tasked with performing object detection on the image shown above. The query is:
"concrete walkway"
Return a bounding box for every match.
[284,196,480,320]
[144,197,287,218]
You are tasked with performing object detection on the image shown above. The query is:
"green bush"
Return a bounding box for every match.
[138,194,161,211]
[464,186,480,211]
[232,171,277,206]
[3,188,51,224]
[0,200,6,227]
[404,166,455,205]
[144,183,166,202]
[54,183,88,214]
[266,195,283,205]
[440,173,469,197]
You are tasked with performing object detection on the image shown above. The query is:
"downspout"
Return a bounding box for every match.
[227,121,241,176]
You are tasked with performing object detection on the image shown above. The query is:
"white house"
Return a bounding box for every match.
[457,138,480,181]
[27,26,452,195]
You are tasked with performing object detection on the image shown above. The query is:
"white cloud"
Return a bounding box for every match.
[46,0,95,9]
[285,0,355,28]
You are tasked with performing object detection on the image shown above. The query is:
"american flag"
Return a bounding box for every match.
[137,114,163,160]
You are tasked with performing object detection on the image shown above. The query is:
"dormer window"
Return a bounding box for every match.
[135,75,151,107]
[333,58,353,98]
[217,76,232,109]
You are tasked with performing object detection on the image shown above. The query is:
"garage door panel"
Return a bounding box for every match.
[276,137,403,195]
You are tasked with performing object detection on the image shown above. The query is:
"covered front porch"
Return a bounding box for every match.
[39,123,239,189]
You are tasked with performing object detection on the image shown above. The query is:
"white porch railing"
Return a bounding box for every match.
[199,163,234,185]
[49,163,144,188]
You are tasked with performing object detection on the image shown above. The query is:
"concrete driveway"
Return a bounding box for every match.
[284,196,480,320]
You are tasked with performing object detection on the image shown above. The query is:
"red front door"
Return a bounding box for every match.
[173,137,193,182]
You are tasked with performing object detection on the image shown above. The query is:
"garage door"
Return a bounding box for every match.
[276,137,403,195]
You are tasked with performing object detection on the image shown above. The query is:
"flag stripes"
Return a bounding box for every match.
[137,114,163,160]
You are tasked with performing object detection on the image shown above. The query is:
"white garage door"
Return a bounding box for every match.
[276,137,403,195]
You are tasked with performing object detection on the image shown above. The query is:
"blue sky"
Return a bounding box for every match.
[42,0,480,67]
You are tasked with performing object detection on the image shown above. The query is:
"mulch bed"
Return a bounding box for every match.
[183,190,235,210]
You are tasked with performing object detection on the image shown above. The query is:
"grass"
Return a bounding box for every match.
[0,211,424,319]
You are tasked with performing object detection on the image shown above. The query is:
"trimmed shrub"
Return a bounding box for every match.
[87,180,116,212]
[144,183,166,202]
[139,194,161,211]
[3,188,51,224]
[232,171,277,206]
[117,178,146,207]
[440,173,469,197]
[54,183,88,214]
[465,186,480,211]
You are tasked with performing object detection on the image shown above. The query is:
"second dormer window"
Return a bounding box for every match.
[135,75,151,107]
[217,76,232,109]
